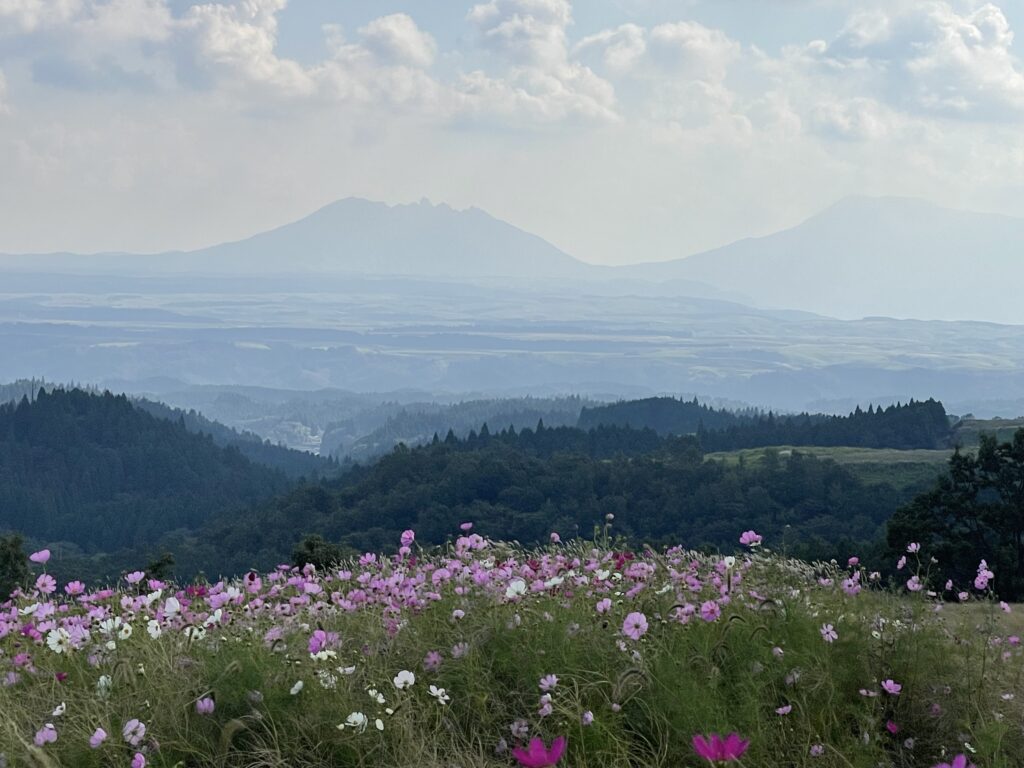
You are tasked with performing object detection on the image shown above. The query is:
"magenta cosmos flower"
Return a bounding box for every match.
[512,736,566,767]
[932,756,976,768]
[622,612,648,640]
[692,732,750,762]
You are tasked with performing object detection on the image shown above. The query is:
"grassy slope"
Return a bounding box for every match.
[705,446,951,491]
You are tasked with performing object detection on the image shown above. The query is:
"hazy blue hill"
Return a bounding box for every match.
[624,196,1024,324]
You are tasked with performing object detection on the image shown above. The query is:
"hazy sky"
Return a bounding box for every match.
[1,0,1024,264]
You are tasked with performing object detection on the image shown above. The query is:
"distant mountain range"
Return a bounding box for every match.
[634,196,1024,324]
[2,195,1023,323]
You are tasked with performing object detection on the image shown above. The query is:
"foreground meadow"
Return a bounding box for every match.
[1,527,1021,767]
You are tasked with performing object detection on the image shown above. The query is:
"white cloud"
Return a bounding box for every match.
[468,0,572,67]
[648,21,740,83]
[838,9,892,49]
[183,0,313,95]
[574,23,646,73]
[811,96,899,140]
[463,0,618,122]
[81,0,172,43]
[358,13,437,69]
[906,2,1024,116]
[0,0,83,34]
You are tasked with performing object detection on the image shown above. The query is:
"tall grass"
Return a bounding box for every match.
[1,533,1021,767]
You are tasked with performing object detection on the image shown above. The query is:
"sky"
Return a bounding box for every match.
[1,0,1024,265]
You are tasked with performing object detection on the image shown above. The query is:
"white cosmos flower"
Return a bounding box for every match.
[163,596,180,617]
[392,670,416,690]
[505,579,527,599]
[117,623,133,640]
[338,711,368,732]
[51,702,66,717]
[46,628,71,654]
[428,685,450,705]
[96,675,112,698]
[368,688,385,704]
[290,680,304,695]
[723,556,737,569]
[146,620,162,639]
[337,665,357,675]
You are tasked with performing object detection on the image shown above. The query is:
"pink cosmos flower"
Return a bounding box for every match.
[906,576,923,592]
[847,556,859,566]
[810,744,825,756]
[596,598,612,614]
[539,674,558,692]
[64,580,85,596]
[896,556,907,570]
[34,723,57,746]
[550,532,561,544]
[907,542,920,553]
[700,600,721,622]
[820,623,838,643]
[692,732,750,762]
[125,571,145,585]
[196,697,215,715]
[581,711,594,726]
[885,720,899,734]
[932,755,976,768]
[882,679,902,696]
[775,704,792,715]
[622,612,648,641]
[424,650,443,671]
[401,529,415,547]
[123,718,146,746]
[132,753,146,768]
[29,549,51,564]
[739,530,762,547]
[89,727,107,748]
[35,574,57,595]
[460,522,474,531]
[512,736,566,768]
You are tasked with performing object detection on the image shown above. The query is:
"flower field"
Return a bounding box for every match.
[1,527,1022,767]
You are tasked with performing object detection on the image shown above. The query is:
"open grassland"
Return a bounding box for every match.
[706,446,952,490]
[2,532,1021,768]
[952,419,1024,448]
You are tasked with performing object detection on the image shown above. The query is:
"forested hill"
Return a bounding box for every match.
[0,389,290,553]
[697,399,951,451]
[580,396,951,451]
[578,397,751,435]
[1,380,332,478]
[185,422,927,577]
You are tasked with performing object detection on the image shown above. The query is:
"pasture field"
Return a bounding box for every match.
[706,446,952,491]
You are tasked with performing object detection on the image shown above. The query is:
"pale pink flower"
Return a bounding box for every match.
[622,612,648,641]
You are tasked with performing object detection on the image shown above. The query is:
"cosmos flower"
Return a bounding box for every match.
[392,670,416,690]
[512,736,566,768]
[692,733,749,762]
